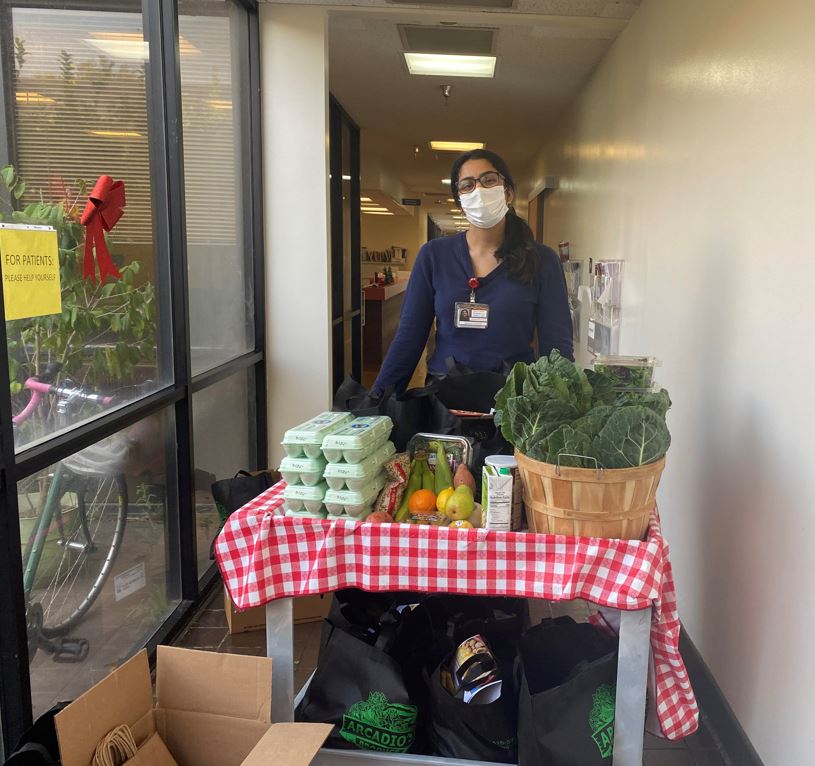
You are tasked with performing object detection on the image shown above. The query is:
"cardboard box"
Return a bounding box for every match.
[55,646,331,766]
[224,587,332,634]
[293,593,333,624]
[224,587,265,634]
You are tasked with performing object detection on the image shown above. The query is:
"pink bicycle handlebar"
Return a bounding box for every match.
[12,377,114,426]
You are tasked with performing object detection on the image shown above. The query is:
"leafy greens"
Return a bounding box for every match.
[494,350,671,469]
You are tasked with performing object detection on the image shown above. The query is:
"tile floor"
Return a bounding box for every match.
[173,587,727,766]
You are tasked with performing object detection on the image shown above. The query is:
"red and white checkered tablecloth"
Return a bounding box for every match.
[215,481,698,741]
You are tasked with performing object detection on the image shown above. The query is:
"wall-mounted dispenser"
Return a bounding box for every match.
[587,259,624,357]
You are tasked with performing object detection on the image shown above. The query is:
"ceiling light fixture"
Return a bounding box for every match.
[363,211,395,216]
[404,53,496,78]
[84,32,199,61]
[15,91,55,104]
[361,197,373,202]
[431,141,485,152]
[342,175,352,181]
[441,179,451,185]
[361,206,390,213]
[88,130,143,138]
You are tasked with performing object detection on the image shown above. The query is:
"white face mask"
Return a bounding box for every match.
[458,185,509,229]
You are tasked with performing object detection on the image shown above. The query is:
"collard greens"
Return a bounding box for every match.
[494,351,671,469]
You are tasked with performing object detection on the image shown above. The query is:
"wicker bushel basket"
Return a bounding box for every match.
[515,450,666,540]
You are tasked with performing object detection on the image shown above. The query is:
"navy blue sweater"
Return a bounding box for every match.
[372,232,573,393]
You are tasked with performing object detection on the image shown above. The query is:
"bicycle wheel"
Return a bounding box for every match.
[24,471,128,637]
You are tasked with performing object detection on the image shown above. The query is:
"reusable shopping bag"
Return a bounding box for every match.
[208,469,277,558]
[424,657,518,763]
[419,596,528,763]
[296,621,419,754]
[517,616,619,766]
[332,377,435,452]
[3,701,70,765]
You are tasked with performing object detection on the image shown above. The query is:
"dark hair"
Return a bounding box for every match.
[451,149,539,284]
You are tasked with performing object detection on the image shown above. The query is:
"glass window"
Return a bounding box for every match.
[21,407,180,717]
[192,368,254,578]
[3,6,168,450]
[178,1,254,375]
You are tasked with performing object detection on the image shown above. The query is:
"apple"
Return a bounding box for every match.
[366,511,393,524]
[444,485,474,521]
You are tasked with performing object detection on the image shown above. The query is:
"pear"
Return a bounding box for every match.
[444,485,474,521]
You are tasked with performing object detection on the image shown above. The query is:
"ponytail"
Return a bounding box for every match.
[496,208,539,285]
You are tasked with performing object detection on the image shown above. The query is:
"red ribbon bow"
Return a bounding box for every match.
[80,175,126,284]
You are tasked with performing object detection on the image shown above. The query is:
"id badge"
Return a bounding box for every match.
[455,302,489,330]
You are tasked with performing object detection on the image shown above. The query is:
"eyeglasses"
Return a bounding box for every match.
[455,171,504,195]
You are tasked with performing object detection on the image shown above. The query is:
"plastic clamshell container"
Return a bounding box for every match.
[279,455,327,487]
[407,433,474,470]
[323,441,396,491]
[324,473,386,517]
[281,412,354,459]
[321,416,394,464]
[592,355,660,391]
[283,481,328,515]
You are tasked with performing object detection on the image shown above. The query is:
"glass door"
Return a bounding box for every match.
[329,96,361,394]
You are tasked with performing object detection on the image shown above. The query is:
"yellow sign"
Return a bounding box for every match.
[0,225,62,321]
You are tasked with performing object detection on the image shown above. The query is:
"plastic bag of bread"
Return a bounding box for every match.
[373,452,410,517]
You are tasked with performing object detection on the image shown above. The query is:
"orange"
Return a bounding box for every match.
[408,489,437,516]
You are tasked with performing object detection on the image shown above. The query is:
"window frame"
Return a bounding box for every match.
[0,0,265,749]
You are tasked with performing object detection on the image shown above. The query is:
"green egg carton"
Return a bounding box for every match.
[323,441,396,491]
[283,481,328,515]
[324,473,386,518]
[321,416,393,464]
[281,411,354,459]
[279,454,327,487]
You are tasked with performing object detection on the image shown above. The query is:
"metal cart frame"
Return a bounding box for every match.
[266,598,652,766]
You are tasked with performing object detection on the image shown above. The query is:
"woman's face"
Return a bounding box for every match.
[456,158,515,207]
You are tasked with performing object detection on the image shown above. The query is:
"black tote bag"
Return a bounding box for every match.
[414,596,527,762]
[425,658,518,763]
[296,622,419,754]
[3,701,70,765]
[332,377,435,452]
[517,616,619,766]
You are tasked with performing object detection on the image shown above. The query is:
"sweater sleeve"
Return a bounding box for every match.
[537,246,575,361]
[371,244,436,394]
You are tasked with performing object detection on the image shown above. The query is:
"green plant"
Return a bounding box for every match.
[1,166,157,433]
[494,351,672,469]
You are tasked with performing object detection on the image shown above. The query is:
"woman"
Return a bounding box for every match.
[371,149,573,396]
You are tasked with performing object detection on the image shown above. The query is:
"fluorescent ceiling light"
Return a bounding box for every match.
[207,99,232,110]
[88,129,143,138]
[362,206,390,213]
[441,179,451,185]
[363,211,395,216]
[16,91,55,104]
[361,197,373,202]
[430,141,485,152]
[404,53,495,78]
[84,32,199,61]
[342,175,352,181]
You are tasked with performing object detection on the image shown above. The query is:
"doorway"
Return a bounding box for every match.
[329,96,362,395]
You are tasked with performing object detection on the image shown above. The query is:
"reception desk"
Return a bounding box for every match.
[362,280,408,383]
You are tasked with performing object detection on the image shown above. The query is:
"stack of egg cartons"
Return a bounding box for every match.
[279,412,354,519]
[321,416,395,520]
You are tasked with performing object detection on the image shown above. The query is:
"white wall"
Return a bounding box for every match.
[260,5,332,466]
[532,1,815,762]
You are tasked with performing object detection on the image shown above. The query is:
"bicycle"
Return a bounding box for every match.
[13,362,131,663]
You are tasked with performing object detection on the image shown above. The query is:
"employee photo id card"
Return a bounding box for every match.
[455,302,489,329]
